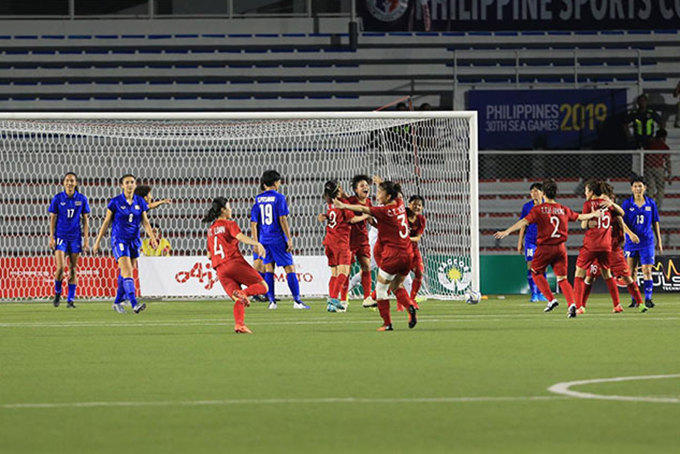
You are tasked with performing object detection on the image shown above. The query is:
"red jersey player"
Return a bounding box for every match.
[580,183,646,314]
[204,197,268,334]
[345,174,375,307]
[335,181,417,331]
[407,195,426,302]
[494,179,601,318]
[317,180,361,312]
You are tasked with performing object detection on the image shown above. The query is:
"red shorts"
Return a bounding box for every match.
[379,246,413,276]
[576,248,610,270]
[588,248,629,278]
[350,241,371,260]
[531,243,568,276]
[216,257,263,296]
[374,241,384,268]
[411,248,424,273]
[325,244,351,267]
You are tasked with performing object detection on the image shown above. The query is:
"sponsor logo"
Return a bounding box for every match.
[437,257,472,292]
[75,201,82,206]
[366,0,408,23]
[642,258,680,292]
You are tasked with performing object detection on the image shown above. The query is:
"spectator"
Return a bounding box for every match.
[418,102,432,111]
[674,80,680,128]
[142,223,171,256]
[628,93,663,148]
[644,129,671,209]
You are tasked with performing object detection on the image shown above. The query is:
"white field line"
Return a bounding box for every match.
[548,375,680,403]
[0,395,568,410]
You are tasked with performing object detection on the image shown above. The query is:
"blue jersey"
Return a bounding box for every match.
[520,200,539,246]
[250,189,289,245]
[48,190,90,240]
[622,196,659,250]
[107,193,149,241]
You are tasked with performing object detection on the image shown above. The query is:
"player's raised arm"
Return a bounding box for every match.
[494,218,529,240]
[333,198,371,214]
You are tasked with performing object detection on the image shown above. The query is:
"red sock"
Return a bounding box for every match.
[244,283,267,297]
[582,281,593,308]
[573,276,584,308]
[604,277,621,307]
[377,299,391,326]
[335,274,348,300]
[233,302,245,326]
[371,290,377,300]
[329,276,338,299]
[339,274,349,301]
[627,282,643,306]
[395,287,412,310]
[410,277,422,300]
[361,271,372,299]
[532,272,555,301]
[558,279,576,306]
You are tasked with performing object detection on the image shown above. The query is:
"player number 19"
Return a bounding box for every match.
[259,204,274,226]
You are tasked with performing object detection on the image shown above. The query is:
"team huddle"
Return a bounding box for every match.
[48,170,428,334]
[495,177,662,318]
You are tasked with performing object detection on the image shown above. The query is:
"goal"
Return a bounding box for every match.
[0,112,478,300]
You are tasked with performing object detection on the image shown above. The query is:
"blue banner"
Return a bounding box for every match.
[468,89,627,150]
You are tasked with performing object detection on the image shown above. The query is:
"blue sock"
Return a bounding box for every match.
[287,272,301,302]
[644,279,653,301]
[67,284,76,302]
[527,271,537,295]
[55,280,63,295]
[114,275,126,304]
[123,278,138,308]
[265,272,275,302]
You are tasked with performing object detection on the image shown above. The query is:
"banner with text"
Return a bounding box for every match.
[360,0,680,31]
[138,256,331,298]
[469,88,627,149]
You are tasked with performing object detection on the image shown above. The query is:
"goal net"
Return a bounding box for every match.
[0,112,478,301]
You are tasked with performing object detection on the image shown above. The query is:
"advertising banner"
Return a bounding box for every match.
[138,256,331,298]
[359,0,680,31]
[469,89,627,149]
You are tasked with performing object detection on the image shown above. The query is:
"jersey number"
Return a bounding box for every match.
[550,216,561,238]
[213,237,225,259]
[67,209,75,218]
[596,215,611,229]
[259,204,274,226]
[397,214,409,239]
[328,211,337,229]
[129,213,134,223]
[636,214,645,225]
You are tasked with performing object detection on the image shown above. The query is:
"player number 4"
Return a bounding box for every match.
[213,236,225,259]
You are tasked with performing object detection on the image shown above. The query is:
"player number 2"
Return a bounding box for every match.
[259,204,274,226]
[213,237,225,259]
[397,213,409,239]
[328,211,337,229]
[550,216,561,238]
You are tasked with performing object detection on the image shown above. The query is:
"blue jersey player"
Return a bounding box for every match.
[250,183,272,303]
[93,174,157,314]
[622,176,663,308]
[250,170,308,309]
[48,172,91,308]
[517,183,546,302]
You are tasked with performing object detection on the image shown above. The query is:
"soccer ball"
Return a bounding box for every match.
[464,289,481,305]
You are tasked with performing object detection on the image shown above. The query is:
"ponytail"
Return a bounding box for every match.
[202,197,228,223]
[323,180,340,201]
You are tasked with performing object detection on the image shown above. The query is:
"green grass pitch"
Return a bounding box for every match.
[1,294,679,453]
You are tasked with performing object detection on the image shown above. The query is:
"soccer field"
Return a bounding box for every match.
[1,295,679,453]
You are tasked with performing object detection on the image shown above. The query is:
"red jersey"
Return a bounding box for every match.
[207,219,243,269]
[323,202,353,247]
[582,198,612,252]
[409,214,426,252]
[524,202,579,246]
[370,199,411,252]
[610,213,624,249]
[348,195,372,246]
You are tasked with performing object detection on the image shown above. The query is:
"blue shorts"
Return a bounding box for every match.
[262,242,294,267]
[624,244,655,266]
[111,237,141,260]
[55,237,82,255]
[524,243,537,262]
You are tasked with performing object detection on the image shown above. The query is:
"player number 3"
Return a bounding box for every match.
[397,213,409,239]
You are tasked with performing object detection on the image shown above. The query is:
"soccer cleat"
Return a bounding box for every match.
[415,295,428,304]
[52,293,61,308]
[645,299,655,309]
[628,301,639,308]
[576,307,586,315]
[327,298,343,310]
[377,324,393,331]
[612,305,624,313]
[362,296,377,308]
[567,304,577,318]
[639,304,648,313]
[537,294,548,302]
[268,302,278,310]
[112,303,127,314]
[252,294,268,303]
[408,304,417,329]
[293,301,310,310]
[234,325,252,334]
[66,302,76,309]
[133,303,147,314]
[544,300,559,313]
[232,289,250,308]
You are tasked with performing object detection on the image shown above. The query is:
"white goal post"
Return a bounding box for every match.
[0,111,478,301]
